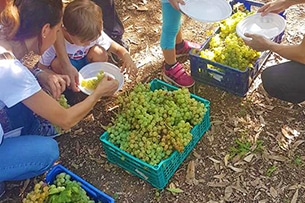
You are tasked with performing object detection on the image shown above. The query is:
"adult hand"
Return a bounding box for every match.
[168,0,185,10]
[37,69,71,100]
[121,53,138,77]
[94,76,119,98]
[258,0,290,16]
[243,33,273,52]
[60,62,80,92]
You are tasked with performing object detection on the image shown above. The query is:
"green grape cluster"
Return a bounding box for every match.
[23,172,98,203]
[81,70,105,90]
[107,83,207,166]
[199,10,261,71]
[22,181,49,203]
[54,94,70,134]
[58,94,70,108]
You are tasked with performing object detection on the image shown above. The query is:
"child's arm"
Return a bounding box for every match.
[108,41,138,76]
[53,29,80,92]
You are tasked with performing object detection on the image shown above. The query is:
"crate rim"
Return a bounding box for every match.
[100,121,204,171]
[45,164,115,203]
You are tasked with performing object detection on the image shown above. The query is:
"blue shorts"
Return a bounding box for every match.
[70,57,89,71]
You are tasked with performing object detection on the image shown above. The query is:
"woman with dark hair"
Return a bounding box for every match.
[0,0,118,197]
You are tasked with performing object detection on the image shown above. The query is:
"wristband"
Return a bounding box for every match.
[32,67,44,78]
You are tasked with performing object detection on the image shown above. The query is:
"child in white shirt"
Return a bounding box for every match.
[39,0,137,75]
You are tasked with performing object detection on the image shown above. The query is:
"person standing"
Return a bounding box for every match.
[92,0,129,64]
[160,0,201,88]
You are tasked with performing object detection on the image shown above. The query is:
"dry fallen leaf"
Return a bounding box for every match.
[208,157,221,164]
[213,173,226,180]
[137,6,148,11]
[259,115,266,127]
[244,154,254,163]
[291,140,305,152]
[228,164,244,173]
[167,183,184,194]
[76,140,80,156]
[264,154,289,162]
[224,154,230,166]
[224,186,233,200]
[231,185,248,194]
[19,179,31,197]
[269,186,278,198]
[185,160,198,185]
[291,189,299,203]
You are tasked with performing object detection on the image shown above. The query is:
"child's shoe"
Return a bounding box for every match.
[163,62,195,88]
[176,40,201,57]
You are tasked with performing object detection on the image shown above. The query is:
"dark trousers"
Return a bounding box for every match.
[0,102,38,135]
[92,0,124,40]
[262,61,305,104]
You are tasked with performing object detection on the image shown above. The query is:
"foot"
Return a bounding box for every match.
[35,118,62,138]
[176,40,201,57]
[110,35,130,53]
[163,62,195,88]
[109,36,130,65]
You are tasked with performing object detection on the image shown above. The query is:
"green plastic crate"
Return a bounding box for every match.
[100,79,211,189]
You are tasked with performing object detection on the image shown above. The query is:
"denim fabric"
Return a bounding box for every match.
[160,2,182,49]
[2,102,39,135]
[0,135,59,181]
[70,57,89,71]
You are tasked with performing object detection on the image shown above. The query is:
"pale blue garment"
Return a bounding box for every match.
[160,2,182,49]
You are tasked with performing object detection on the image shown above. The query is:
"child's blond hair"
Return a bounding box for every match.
[63,0,103,43]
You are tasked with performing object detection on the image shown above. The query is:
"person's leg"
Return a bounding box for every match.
[161,2,181,65]
[91,0,125,43]
[86,45,108,63]
[161,3,194,87]
[261,61,305,104]
[91,0,128,64]
[5,103,39,135]
[5,101,60,138]
[0,135,59,180]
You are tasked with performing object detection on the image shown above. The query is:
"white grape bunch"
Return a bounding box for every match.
[107,83,207,166]
[81,70,105,90]
[199,10,261,71]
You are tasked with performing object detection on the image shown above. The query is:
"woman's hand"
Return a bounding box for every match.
[168,0,185,10]
[94,76,119,98]
[243,33,274,51]
[121,53,138,77]
[37,69,71,99]
[258,0,291,16]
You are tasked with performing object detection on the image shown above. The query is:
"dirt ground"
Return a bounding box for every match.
[1,0,305,203]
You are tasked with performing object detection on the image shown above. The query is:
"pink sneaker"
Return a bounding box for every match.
[163,62,195,88]
[176,40,201,57]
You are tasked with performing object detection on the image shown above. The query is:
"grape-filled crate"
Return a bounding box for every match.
[189,0,285,96]
[100,79,211,189]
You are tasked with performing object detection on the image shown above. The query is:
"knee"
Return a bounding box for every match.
[42,139,59,164]
[88,46,108,62]
[261,68,276,93]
